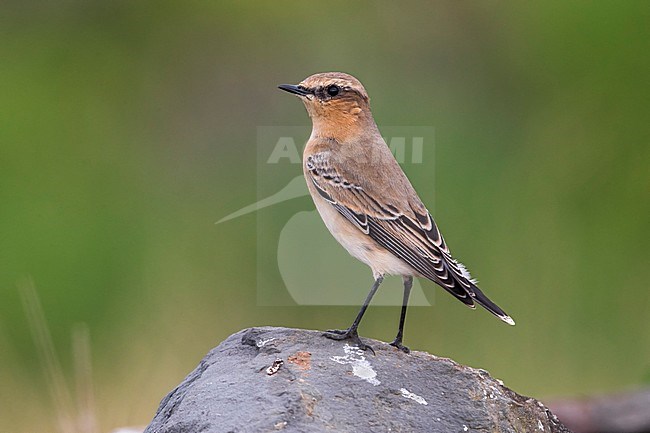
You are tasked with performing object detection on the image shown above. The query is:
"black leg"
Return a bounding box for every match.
[323,275,384,354]
[390,276,413,353]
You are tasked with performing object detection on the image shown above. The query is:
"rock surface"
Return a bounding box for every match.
[144,327,570,433]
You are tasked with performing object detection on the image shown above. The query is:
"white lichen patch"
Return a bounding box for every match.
[266,358,283,375]
[330,344,380,386]
[256,337,275,348]
[483,385,500,400]
[399,388,428,405]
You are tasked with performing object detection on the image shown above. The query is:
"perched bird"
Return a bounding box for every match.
[278,72,514,353]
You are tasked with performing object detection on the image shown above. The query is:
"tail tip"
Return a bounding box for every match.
[502,315,516,326]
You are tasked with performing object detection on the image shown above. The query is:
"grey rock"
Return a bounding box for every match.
[144,327,571,433]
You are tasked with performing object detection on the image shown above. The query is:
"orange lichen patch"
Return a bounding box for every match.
[287,351,312,371]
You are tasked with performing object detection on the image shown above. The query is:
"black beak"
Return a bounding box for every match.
[278,84,312,97]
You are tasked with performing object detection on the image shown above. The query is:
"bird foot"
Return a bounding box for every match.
[389,339,410,354]
[323,329,375,355]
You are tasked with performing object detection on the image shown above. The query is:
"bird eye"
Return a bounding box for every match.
[326,85,340,97]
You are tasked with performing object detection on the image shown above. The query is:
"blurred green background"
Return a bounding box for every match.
[1,1,649,431]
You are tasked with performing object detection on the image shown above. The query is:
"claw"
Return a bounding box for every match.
[359,342,376,356]
[324,329,348,335]
[322,329,375,355]
[389,339,410,354]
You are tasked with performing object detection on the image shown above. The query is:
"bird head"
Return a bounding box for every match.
[279,72,374,140]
